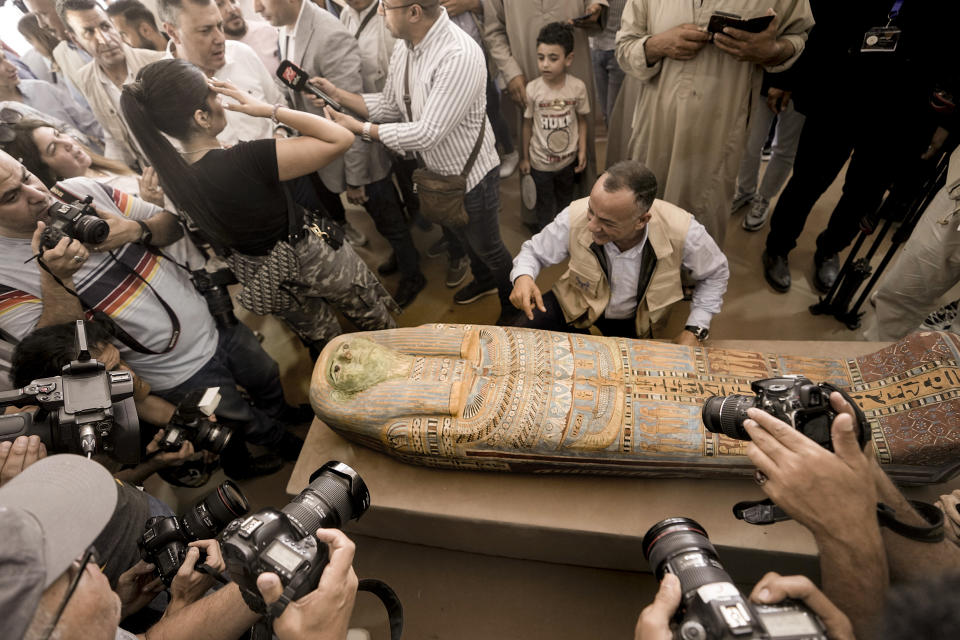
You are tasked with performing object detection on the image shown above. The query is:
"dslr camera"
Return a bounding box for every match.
[41,195,110,250]
[190,267,239,328]
[159,387,232,454]
[0,320,140,463]
[220,461,369,615]
[139,480,249,585]
[643,517,828,640]
[701,376,867,450]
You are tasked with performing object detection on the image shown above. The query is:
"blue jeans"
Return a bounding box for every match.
[450,167,514,305]
[155,323,287,447]
[591,48,625,125]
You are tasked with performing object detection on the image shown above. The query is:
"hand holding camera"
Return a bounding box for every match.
[30,221,89,279]
[255,528,359,640]
[116,559,165,618]
[169,540,227,614]
[741,392,878,536]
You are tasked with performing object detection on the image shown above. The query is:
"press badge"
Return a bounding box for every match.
[861,26,900,52]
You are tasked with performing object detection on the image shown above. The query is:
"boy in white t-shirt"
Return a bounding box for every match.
[519,22,590,231]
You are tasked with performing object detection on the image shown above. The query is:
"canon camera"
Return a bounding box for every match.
[643,518,828,640]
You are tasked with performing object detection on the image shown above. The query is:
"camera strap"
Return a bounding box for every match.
[258,578,404,640]
[877,500,945,543]
[732,499,791,525]
[44,184,181,355]
[734,498,947,542]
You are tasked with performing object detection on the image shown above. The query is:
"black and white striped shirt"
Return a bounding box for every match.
[362,8,498,191]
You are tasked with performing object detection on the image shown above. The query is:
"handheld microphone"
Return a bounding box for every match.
[276,60,344,113]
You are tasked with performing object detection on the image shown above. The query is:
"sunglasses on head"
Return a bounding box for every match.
[0,108,23,144]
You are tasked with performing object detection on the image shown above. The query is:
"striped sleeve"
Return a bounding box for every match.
[0,285,42,341]
[377,47,485,154]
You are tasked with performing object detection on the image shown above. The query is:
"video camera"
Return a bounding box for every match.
[41,196,110,250]
[701,376,868,450]
[220,461,369,616]
[139,480,249,585]
[643,517,828,640]
[0,320,140,464]
[159,387,233,454]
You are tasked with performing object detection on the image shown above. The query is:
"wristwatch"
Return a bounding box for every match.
[136,219,153,245]
[684,325,709,341]
[361,121,373,142]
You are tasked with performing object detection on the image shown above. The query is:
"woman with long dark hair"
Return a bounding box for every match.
[120,58,398,351]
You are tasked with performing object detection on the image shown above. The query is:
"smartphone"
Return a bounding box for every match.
[707,12,775,34]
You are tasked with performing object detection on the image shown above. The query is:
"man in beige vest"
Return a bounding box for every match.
[508,160,728,346]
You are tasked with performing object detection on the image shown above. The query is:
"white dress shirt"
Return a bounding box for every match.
[362,8,498,191]
[279,0,309,63]
[510,206,729,328]
[339,0,395,92]
[167,39,283,146]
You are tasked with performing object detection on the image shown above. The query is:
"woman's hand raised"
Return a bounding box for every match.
[207,78,273,119]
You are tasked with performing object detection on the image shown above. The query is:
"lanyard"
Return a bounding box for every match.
[887,0,904,25]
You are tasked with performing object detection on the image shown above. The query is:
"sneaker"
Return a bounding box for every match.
[445,255,470,288]
[343,223,367,247]
[426,237,449,258]
[222,450,285,480]
[730,190,754,214]
[453,279,496,304]
[762,250,791,292]
[922,300,959,331]
[276,431,305,462]
[813,250,840,294]
[278,403,314,426]
[499,150,520,178]
[377,252,398,276]
[742,196,771,232]
[394,273,427,308]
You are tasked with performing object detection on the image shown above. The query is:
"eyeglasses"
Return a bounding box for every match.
[0,108,23,144]
[378,0,419,11]
[39,545,100,640]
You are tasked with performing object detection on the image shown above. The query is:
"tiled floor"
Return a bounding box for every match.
[148,143,919,639]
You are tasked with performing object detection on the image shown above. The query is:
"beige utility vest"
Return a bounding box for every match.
[552,197,691,338]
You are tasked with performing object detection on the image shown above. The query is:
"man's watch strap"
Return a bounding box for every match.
[684,325,709,341]
[876,501,945,542]
[136,220,152,245]
[361,121,373,142]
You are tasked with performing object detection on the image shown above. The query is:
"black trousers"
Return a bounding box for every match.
[508,290,639,338]
[764,108,932,258]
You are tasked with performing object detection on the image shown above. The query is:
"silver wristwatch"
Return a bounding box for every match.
[361,121,373,142]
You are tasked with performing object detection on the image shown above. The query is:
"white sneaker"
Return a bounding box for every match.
[730,190,754,214]
[922,300,959,331]
[343,223,367,247]
[499,151,519,178]
[742,196,770,232]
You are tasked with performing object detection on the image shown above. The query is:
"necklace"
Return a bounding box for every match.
[179,146,223,156]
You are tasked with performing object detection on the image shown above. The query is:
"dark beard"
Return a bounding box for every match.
[224,20,247,37]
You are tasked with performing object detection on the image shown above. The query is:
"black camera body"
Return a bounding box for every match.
[159,387,232,454]
[701,376,866,450]
[220,461,370,615]
[139,480,249,585]
[41,196,110,250]
[644,518,828,640]
[0,321,140,463]
[190,268,238,328]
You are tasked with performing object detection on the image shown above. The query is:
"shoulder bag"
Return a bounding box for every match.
[403,54,484,228]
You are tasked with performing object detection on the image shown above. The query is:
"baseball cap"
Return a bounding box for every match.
[0,455,118,640]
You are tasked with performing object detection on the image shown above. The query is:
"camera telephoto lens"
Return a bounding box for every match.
[701,395,757,440]
[281,461,370,537]
[181,480,250,540]
[194,419,233,454]
[642,517,732,594]
[72,214,110,245]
